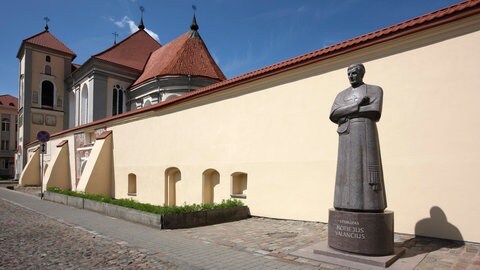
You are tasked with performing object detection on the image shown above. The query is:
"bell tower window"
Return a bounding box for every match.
[46,56,51,62]
[41,80,54,108]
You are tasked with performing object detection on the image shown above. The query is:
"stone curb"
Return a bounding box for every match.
[44,191,163,228]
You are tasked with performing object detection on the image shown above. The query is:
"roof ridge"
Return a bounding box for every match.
[22,30,49,43]
[159,32,192,69]
[19,30,76,58]
[34,0,480,142]
[214,0,480,86]
[130,32,190,87]
[180,36,226,80]
[154,0,480,105]
[93,29,161,58]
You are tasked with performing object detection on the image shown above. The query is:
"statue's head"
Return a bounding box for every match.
[347,63,365,87]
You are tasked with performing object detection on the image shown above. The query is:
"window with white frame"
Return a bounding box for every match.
[81,85,88,124]
[1,116,10,132]
[112,84,124,116]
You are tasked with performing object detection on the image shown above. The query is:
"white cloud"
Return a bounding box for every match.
[112,16,160,42]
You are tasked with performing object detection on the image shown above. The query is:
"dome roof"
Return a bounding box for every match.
[132,19,225,87]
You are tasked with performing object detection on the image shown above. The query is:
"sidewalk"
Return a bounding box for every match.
[1,187,479,269]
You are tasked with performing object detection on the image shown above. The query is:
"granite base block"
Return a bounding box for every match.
[328,208,394,255]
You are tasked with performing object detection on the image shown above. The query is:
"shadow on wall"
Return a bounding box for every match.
[415,206,463,242]
[398,206,464,259]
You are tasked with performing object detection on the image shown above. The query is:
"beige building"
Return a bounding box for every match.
[16,16,225,176]
[16,27,75,175]
[0,95,17,179]
[19,1,480,243]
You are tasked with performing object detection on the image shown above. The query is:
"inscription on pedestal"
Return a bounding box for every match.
[328,209,394,256]
[334,219,366,240]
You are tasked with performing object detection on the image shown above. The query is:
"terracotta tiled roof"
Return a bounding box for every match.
[34,0,480,143]
[93,30,161,71]
[20,30,75,58]
[71,63,81,72]
[0,95,18,108]
[132,31,226,87]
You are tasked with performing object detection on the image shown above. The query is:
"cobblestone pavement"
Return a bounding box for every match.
[179,217,480,269]
[0,199,178,270]
[2,187,480,269]
[180,218,332,267]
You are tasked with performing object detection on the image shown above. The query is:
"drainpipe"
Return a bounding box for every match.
[188,74,191,92]
[156,77,163,103]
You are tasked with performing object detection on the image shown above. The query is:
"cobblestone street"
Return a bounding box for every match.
[1,187,479,270]
[0,199,178,269]
[179,217,480,269]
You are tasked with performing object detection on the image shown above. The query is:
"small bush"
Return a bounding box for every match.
[47,187,244,215]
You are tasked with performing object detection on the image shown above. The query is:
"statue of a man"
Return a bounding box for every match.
[329,63,386,212]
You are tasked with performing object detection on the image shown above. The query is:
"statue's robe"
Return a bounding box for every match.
[329,83,386,212]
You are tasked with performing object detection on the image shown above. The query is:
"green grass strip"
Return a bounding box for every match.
[47,187,244,215]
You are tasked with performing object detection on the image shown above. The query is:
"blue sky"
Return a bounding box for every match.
[0,0,461,97]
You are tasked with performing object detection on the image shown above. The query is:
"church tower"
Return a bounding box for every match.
[16,20,76,174]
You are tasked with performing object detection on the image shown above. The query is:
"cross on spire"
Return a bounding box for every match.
[138,6,145,30]
[112,32,119,45]
[43,17,50,31]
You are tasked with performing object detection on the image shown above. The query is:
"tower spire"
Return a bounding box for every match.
[138,6,145,30]
[190,5,200,38]
[43,17,50,31]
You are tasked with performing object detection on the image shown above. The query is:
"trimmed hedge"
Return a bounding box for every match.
[47,187,244,215]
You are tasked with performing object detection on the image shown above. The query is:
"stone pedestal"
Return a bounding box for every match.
[327,209,394,256]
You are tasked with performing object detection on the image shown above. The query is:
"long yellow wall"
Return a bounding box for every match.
[31,15,480,242]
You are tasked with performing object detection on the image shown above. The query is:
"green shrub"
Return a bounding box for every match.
[46,187,244,215]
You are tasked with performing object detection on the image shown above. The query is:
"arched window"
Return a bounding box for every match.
[81,85,88,124]
[203,169,220,204]
[112,84,123,116]
[128,173,137,195]
[41,81,54,108]
[143,99,151,107]
[44,65,51,75]
[45,56,51,62]
[165,167,181,206]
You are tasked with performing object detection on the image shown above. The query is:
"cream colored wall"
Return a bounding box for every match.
[19,148,40,186]
[32,15,480,242]
[44,143,71,190]
[30,50,66,107]
[77,135,113,196]
[27,50,67,144]
[109,17,479,242]
[29,113,64,143]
